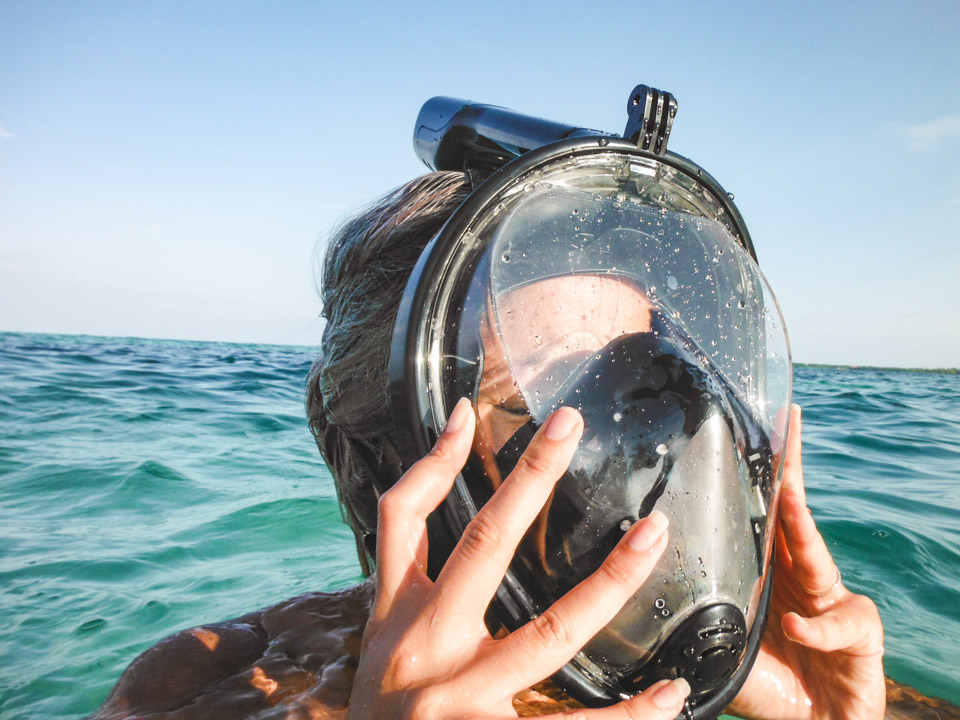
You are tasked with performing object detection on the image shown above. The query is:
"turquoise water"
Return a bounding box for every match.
[1,332,958,718]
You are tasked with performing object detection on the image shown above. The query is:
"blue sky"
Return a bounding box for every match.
[1,0,958,367]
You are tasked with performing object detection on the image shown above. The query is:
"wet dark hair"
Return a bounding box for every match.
[306,171,472,575]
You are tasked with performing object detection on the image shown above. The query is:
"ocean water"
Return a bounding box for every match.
[0,332,957,719]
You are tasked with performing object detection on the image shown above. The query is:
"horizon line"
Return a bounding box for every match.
[2,329,956,374]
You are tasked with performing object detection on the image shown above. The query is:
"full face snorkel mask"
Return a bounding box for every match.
[383,85,792,719]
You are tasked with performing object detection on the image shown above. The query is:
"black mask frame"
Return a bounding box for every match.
[381,85,778,720]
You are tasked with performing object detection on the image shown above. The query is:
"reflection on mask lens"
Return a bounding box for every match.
[406,147,791,709]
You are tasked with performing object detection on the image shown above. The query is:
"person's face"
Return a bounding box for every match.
[476,274,654,452]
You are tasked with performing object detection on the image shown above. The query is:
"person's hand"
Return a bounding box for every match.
[348,398,690,720]
[728,405,885,720]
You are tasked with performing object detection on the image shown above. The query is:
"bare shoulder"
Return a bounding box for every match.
[91,581,374,720]
[885,678,960,720]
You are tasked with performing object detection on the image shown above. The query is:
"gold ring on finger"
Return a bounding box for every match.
[802,566,842,597]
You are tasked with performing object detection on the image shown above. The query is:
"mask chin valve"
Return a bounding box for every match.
[633,602,747,702]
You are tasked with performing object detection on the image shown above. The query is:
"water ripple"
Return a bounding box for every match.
[0,336,957,717]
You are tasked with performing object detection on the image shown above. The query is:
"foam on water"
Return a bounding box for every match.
[1,333,957,718]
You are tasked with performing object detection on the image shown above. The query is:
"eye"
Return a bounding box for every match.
[494,394,531,418]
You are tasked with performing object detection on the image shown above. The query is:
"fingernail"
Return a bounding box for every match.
[544,407,581,440]
[792,403,802,418]
[651,677,691,710]
[443,397,471,434]
[628,510,668,552]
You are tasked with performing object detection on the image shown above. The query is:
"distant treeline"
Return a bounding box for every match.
[796,363,958,375]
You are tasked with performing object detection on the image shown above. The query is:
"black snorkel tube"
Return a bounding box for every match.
[389,84,776,720]
[412,85,757,261]
[413,96,613,171]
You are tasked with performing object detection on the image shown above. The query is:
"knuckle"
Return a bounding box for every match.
[853,594,884,635]
[514,449,556,478]
[848,592,879,618]
[376,488,404,518]
[530,609,574,649]
[423,598,445,633]
[426,435,458,466]
[597,553,636,587]
[383,639,422,683]
[459,513,503,559]
[407,683,455,720]
[793,530,821,553]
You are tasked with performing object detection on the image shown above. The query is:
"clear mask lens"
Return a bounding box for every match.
[420,150,791,697]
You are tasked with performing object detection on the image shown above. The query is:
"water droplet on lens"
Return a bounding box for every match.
[619,518,632,531]
[655,597,666,609]
[501,253,511,262]
[656,443,669,456]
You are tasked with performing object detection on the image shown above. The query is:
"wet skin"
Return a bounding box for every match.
[91,585,373,719]
[89,579,581,719]
[90,616,959,720]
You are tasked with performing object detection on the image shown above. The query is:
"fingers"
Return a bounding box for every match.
[376,398,475,607]
[537,678,691,720]
[433,407,584,614]
[782,593,884,657]
[782,404,806,505]
[778,482,843,600]
[484,512,669,690]
[777,406,844,598]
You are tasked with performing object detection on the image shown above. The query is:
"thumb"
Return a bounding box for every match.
[781,594,883,657]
